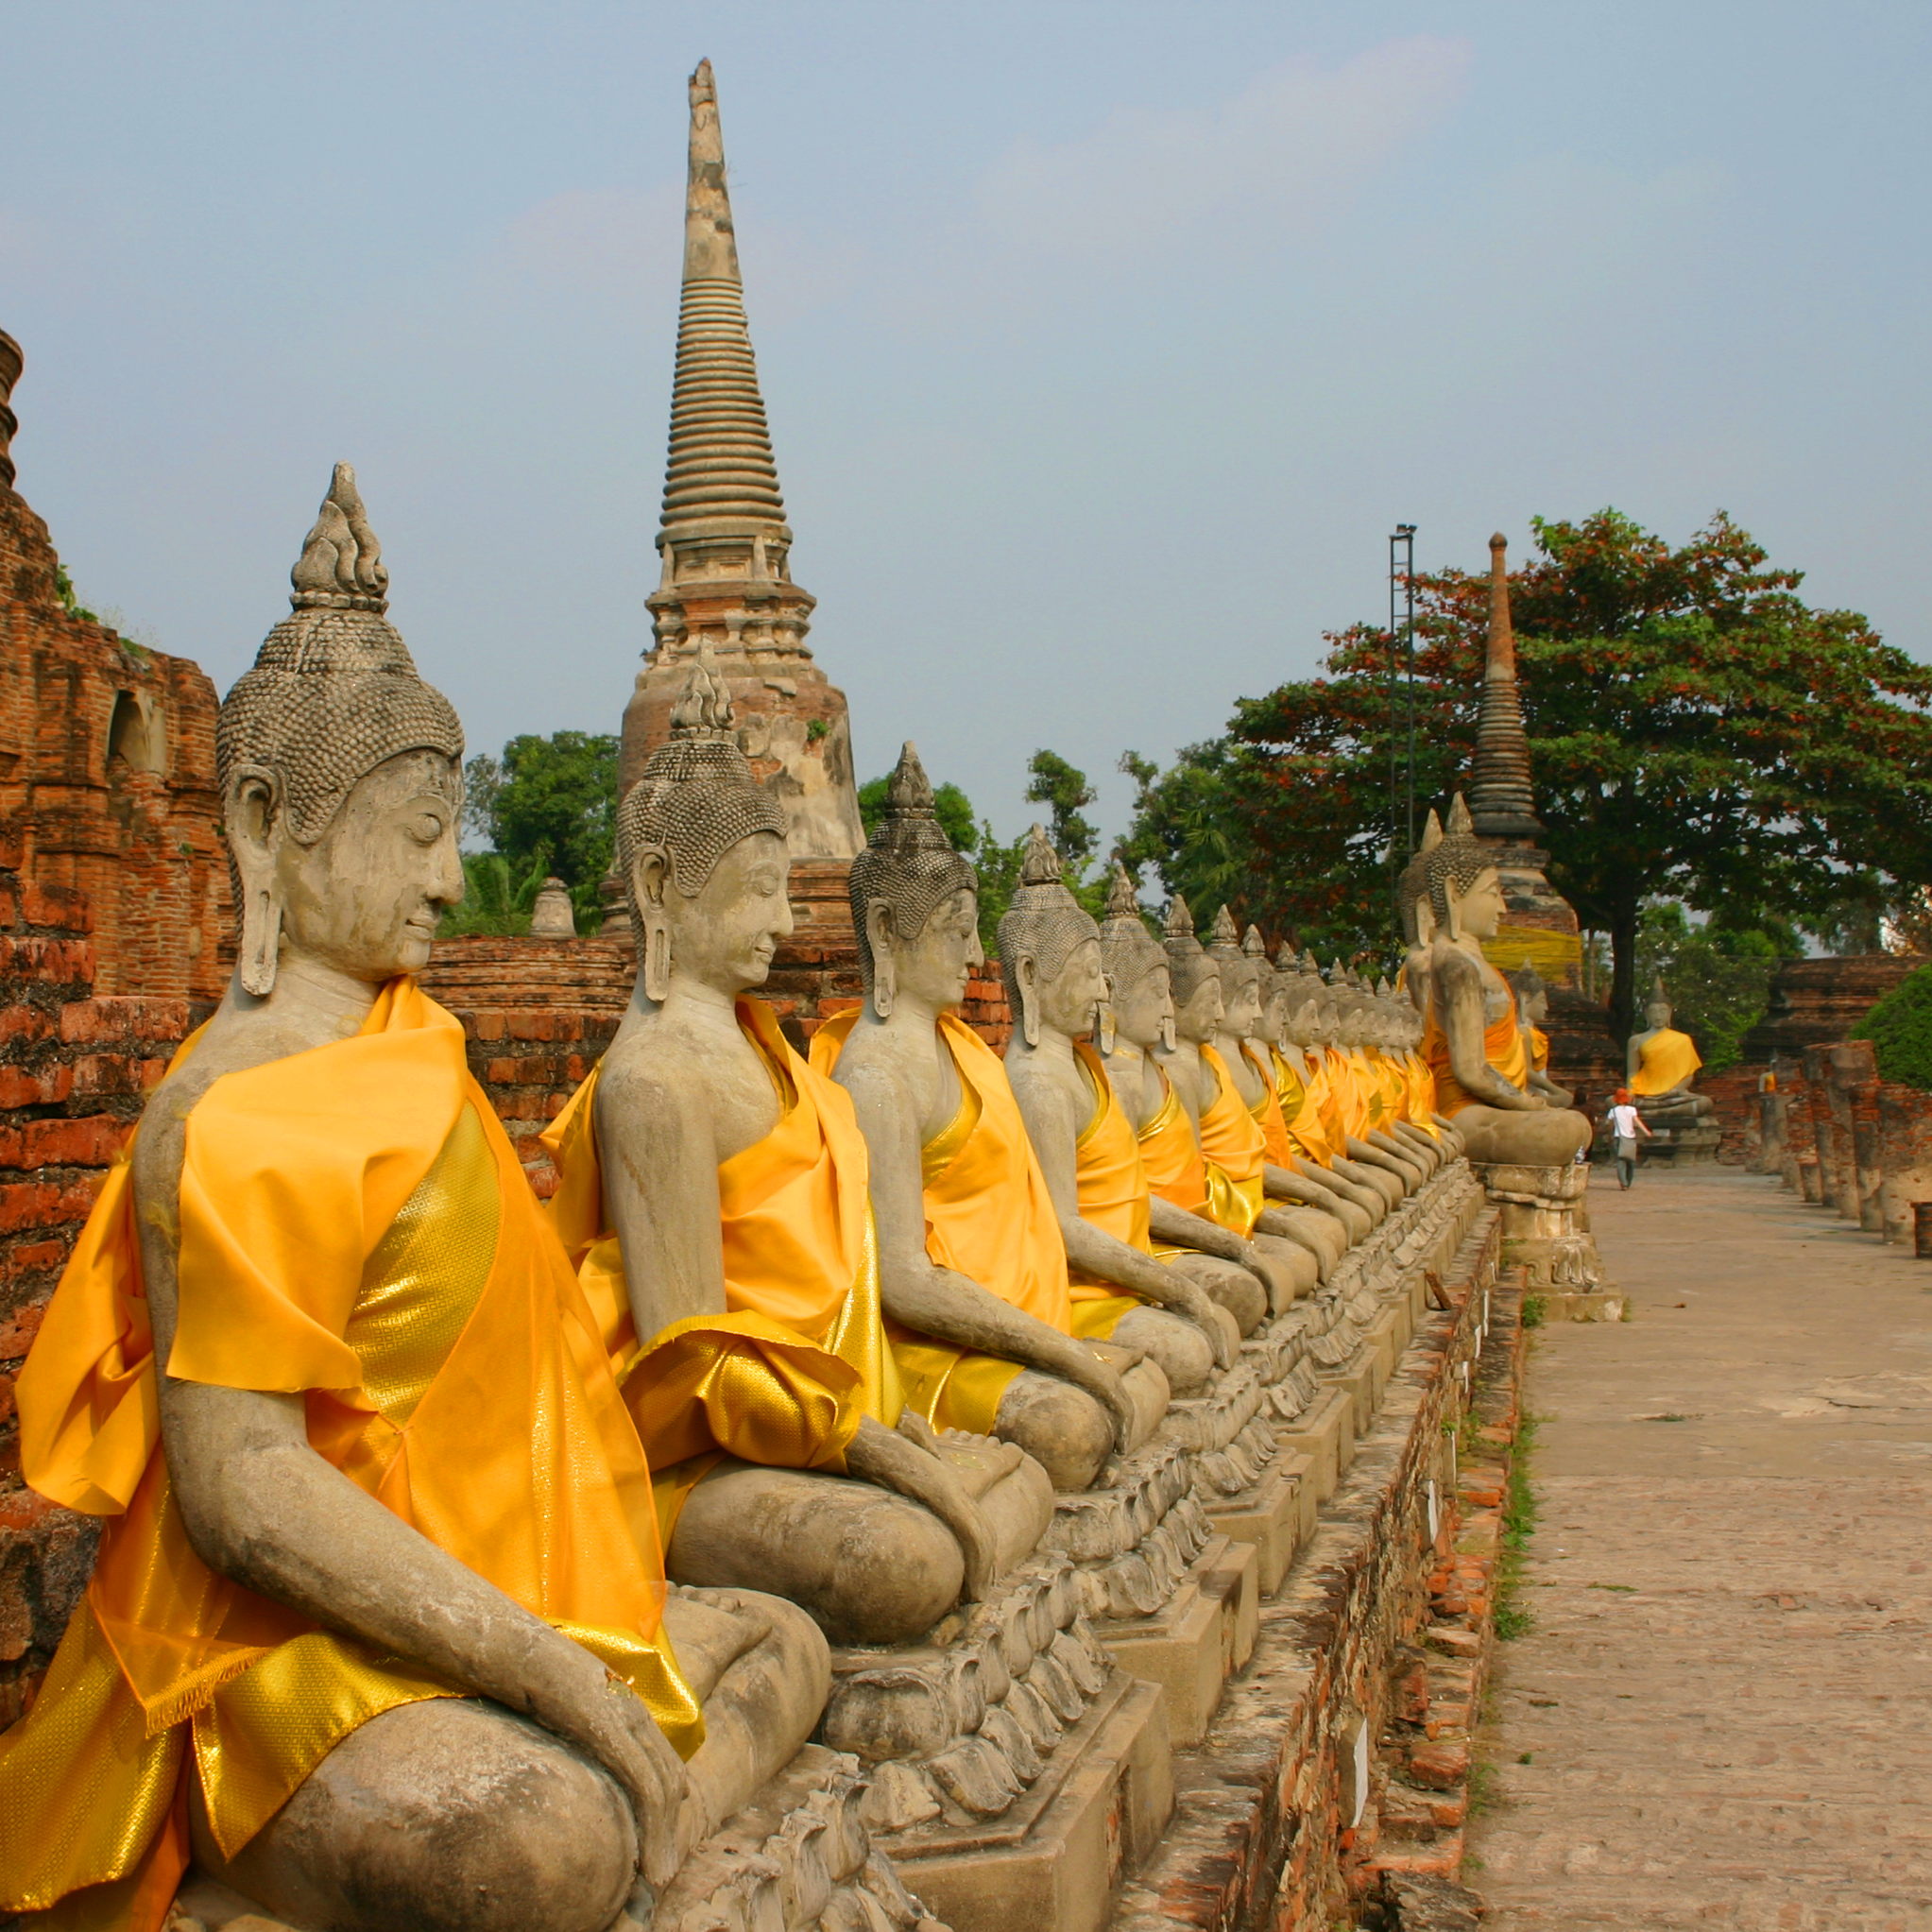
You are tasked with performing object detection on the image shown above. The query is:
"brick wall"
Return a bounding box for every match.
[0,830,197,1725]
[0,343,229,1004]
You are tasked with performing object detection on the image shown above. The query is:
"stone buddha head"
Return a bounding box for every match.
[1512,966,1551,1029]
[1161,897,1224,1046]
[1244,926,1286,1045]
[999,827,1104,1048]
[1421,795,1506,945]
[617,648,791,1002]
[1099,863,1174,1052]
[1644,975,1674,1032]
[218,463,465,998]
[848,742,981,1019]
[1274,946,1318,1049]
[1205,906,1263,1041]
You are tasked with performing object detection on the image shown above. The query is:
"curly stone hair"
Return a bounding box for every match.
[998,826,1101,1011]
[216,464,463,846]
[848,743,977,984]
[615,650,786,921]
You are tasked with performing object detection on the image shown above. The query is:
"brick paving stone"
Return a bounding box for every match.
[1467,1169,1932,1931]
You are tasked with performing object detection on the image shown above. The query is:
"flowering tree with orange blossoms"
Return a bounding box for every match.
[1121,509,1932,1038]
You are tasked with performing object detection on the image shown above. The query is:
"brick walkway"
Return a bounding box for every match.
[1466,1167,1932,1930]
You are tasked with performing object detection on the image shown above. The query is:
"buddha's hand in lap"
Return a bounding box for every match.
[535,1633,689,1888]
[1168,1279,1238,1370]
[846,1414,1000,1600]
[1078,1339,1147,1454]
[1242,1243,1302,1307]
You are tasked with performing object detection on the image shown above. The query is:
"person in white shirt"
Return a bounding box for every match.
[1608,1087,1651,1188]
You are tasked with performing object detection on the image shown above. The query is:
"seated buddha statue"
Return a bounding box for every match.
[1313,971,1425,1193]
[1093,868,1285,1336]
[812,746,1169,1493]
[1355,975,1445,1174]
[1230,925,1356,1270]
[0,469,823,1932]
[1373,979,1454,1165]
[1410,796,1591,1167]
[543,655,1050,1648]
[1627,978,1714,1123]
[999,828,1239,1387]
[1510,966,1576,1108]
[1148,901,1329,1310]
[1193,911,1362,1279]
[1264,953,1383,1240]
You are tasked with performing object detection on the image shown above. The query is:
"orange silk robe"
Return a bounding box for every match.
[544,999,902,1542]
[1195,1045,1268,1238]
[1423,979,1530,1117]
[1279,1049,1340,1167]
[812,1011,1130,1434]
[1069,1039,1154,1282]
[1405,1050,1443,1135]
[0,982,697,1932]
[1137,1061,1210,1213]
[1243,1042,1296,1170]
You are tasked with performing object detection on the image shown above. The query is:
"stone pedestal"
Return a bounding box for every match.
[173,1744,950,1932]
[1630,1115,1722,1166]
[820,1555,1171,1932]
[1471,1158,1623,1315]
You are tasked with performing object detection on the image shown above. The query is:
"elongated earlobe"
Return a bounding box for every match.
[239,887,282,998]
[633,849,674,1002]
[864,901,897,1020]
[227,767,284,999]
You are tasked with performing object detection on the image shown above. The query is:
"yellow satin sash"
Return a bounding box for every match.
[1069,1039,1154,1287]
[1281,1050,1339,1166]
[1196,1046,1266,1238]
[1632,1027,1701,1096]
[1404,1050,1443,1137]
[1423,978,1530,1117]
[1137,1063,1210,1215]
[2,982,698,1927]
[544,999,900,1543]
[812,1010,1114,1437]
[1243,1042,1296,1170]
[1530,1024,1551,1075]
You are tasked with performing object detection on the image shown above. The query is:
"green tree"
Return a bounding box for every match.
[1125,510,1932,1036]
[465,731,619,927]
[438,849,549,937]
[1853,963,1932,1090]
[1633,902,1778,1072]
[1024,750,1099,873]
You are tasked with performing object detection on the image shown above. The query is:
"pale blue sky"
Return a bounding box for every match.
[5,1,1926,842]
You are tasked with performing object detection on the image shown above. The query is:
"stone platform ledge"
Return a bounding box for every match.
[1108,1208,1503,1932]
[1538,1288,1629,1323]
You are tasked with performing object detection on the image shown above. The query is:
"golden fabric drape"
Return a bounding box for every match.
[2,981,697,1929]
[544,997,900,1537]
[1195,1046,1267,1238]
[1632,1028,1701,1096]
[1422,979,1530,1117]
[812,1009,1099,1437]
[1069,1040,1154,1284]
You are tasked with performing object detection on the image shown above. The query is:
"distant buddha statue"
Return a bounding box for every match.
[1410,795,1591,1167]
[0,470,824,1932]
[1093,867,1284,1335]
[1627,977,1714,1123]
[812,746,1169,1492]
[544,655,1049,1647]
[1149,900,1343,1308]
[999,828,1239,1385]
[1510,966,1575,1108]
[1267,950,1384,1240]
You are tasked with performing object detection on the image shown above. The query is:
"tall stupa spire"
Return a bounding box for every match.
[1466,532,1542,840]
[660,58,785,534]
[621,60,864,861]
[1442,529,1582,992]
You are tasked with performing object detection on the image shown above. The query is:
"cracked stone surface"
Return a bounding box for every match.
[1467,1168,1932,1929]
